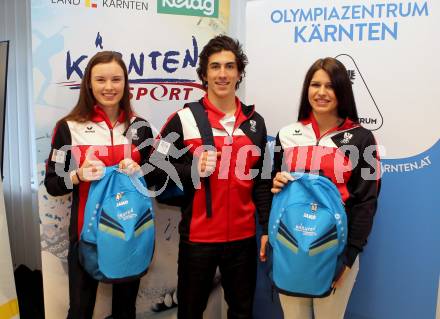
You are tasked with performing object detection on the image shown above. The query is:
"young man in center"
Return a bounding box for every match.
[153,35,272,319]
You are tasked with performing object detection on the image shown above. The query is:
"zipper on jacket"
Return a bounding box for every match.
[223,115,238,241]
[315,127,339,146]
[226,135,232,242]
[110,127,115,163]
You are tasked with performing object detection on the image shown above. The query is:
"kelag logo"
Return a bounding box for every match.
[157,0,218,18]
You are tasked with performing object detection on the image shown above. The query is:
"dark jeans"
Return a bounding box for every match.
[66,241,140,319]
[177,237,257,319]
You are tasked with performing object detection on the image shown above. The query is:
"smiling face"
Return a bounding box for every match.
[204,50,240,101]
[90,60,125,110]
[308,69,339,117]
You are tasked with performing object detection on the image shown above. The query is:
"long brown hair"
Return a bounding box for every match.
[297,57,358,122]
[61,51,133,128]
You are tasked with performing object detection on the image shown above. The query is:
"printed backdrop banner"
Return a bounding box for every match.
[31,0,229,318]
[246,1,439,319]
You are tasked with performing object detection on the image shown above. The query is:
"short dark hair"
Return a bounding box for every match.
[297,57,359,122]
[197,34,248,89]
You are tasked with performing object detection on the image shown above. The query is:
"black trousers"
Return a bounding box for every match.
[177,237,257,319]
[66,241,140,319]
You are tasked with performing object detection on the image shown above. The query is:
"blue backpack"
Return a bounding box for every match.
[268,172,347,297]
[79,165,154,282]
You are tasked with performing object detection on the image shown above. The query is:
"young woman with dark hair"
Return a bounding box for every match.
[45,51,155,319]
[271,57,381,319]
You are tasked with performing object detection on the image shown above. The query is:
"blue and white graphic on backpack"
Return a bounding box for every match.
[269,172,347,297]
[79,165,154,282]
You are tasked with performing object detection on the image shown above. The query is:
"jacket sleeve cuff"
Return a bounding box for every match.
[343,245,361,268]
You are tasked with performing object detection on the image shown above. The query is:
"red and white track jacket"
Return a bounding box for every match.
[44,106,153,242]
[154,96,272,243]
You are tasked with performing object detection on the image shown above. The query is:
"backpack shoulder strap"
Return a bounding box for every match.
[185,102,215,147]
[184,102,214,218]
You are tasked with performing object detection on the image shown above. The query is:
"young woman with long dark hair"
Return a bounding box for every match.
[45,51,155,319]
[271,57,381,319]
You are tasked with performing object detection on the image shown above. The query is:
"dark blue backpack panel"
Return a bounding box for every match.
[269,172,347,297]
[79,165,154,282]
